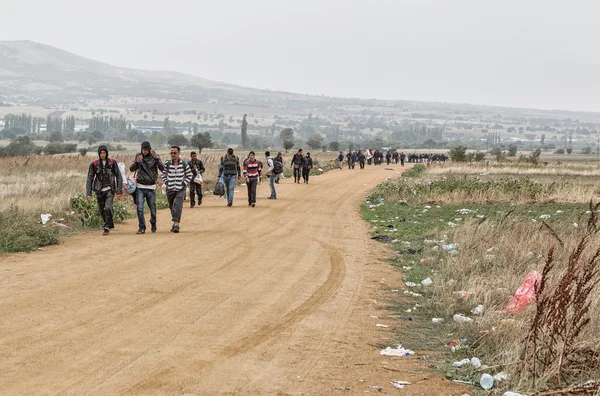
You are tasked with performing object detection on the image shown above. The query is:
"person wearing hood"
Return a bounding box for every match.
[86,145,123,236]
[130,141,165,234]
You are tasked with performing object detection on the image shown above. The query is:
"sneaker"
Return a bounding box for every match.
[151,224,157,233]
[136,229,145,234]
[227,202,232,207]
[190,204,195,208]
[173,225,180,233]
[251,203,255,207]
[268,196,274,200]
[170,225,175,233]
[103,227,110,236]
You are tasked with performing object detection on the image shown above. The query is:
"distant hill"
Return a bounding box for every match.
[0,40,340,107]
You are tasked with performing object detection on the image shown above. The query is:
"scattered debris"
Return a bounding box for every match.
[504,270,541,312]
[421,277,433,287]
[390,381,411,389]
[335,387,351,391]
[380,345,415,357]
[432,318,444,323]
[453,291,471,298]
[376,324,389,328]
[405,281,417,287]
[371,234,394,242]
[452,358,471,367]
[503,392,521,396]
[449,339,463,352]
[480,373,494,390]
[40,214,52,225]
[471,305,484,315]
[494,372,510,382]
[453,314,474,324]
[470,357,482,369]
[404,290,422,297]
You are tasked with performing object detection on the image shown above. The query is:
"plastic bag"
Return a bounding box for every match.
[505,270,541,312]
[194,173,203,185]
[213,181,225,197]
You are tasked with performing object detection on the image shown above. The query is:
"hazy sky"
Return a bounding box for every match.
[2,0,599,112]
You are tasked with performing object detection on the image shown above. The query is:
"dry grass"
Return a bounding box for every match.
[0,150,337,214]
[428,162,600,179]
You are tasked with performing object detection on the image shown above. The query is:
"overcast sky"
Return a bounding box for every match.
[1,0,599,112]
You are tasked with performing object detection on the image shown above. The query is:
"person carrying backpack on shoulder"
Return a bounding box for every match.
[265,151,278,199]
[130,141,164,234]
[302,152,313,184]
[86,145,123,236]
[273,152,284,184]
[161,145,192,233]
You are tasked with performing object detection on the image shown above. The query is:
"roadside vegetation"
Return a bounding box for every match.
[364,163,600,395]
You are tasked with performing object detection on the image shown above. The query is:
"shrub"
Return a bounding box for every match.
[0,206,59,253]
[555,148,565,154]
[448,146,467,162]
[45,142,78,155]
[70,194,133,228]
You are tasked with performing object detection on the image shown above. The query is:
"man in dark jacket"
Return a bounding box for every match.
[291,149,304,183]
[187,151,205,208]
[130,141,164,234]
[218,148,241,207]
[86,145,123,236]
[302,152,313,184]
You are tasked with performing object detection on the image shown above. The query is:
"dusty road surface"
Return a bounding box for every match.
[0,164,466,395]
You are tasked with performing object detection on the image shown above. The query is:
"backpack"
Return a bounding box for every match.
[273,159,284,175]
[93,158,115,167]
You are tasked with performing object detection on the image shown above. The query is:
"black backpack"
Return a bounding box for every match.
[273,159,284,174]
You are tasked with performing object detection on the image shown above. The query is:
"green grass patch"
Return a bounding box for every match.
[0,206,60,253]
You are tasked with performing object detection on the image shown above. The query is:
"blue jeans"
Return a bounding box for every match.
[269,174,277,198]
[135,188,156,230]
[223,175,237,204]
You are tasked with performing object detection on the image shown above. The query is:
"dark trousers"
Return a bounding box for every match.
[135,188,156,230]
[167,189,185,223]
[302,167,310,183]
[401,159,405,166]
[293,165,302,182]
[367,158,372,165]
[387,158,391,165]
[96,190,114,229]
[247,178,258,204]
[359,160,365,169]
[189,181,203,206]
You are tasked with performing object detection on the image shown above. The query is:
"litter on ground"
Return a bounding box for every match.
[380,345,415,357]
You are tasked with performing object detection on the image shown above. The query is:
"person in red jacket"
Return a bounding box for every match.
[243,151,262,207]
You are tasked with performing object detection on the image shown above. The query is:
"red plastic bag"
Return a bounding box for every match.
[505,270,541,312]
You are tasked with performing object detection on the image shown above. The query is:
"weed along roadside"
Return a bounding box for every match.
[363,163,600,395]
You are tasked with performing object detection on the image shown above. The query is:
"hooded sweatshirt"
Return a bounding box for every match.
[86,145,123,196]
[129,141,165,188]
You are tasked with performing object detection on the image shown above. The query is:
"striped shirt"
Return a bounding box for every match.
[243,159,262,179]
[161,160,193,191]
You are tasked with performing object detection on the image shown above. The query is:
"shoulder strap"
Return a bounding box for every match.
[93,159,98,166]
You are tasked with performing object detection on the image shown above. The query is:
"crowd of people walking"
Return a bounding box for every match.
[85,142,439,236]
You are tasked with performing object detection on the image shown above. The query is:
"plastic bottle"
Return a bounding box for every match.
[480,373,494,390]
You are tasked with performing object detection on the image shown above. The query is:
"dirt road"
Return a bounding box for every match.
[0,164,464,395]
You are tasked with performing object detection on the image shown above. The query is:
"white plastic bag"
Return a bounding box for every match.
[194,173,203,185]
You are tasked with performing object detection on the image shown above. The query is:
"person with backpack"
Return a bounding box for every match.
[219,148,241,207]
[130,141,164,234]
[265,151,277,199]
[243,151,262,207]
[291,149,304,183]
[86,145,123,236]
[302,152,313,184]
[273,152,284,184]
[161,145,193,233]
[337,151,344,169]
[187,151,205,208]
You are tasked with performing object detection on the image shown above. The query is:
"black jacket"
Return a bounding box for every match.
[187,159,205,177]
[130,153,165,186]
[303,157,313,169]
[86,145,123,196]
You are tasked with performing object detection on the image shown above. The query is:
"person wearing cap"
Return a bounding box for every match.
[86,145,123,236]
[130,141,164,234]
